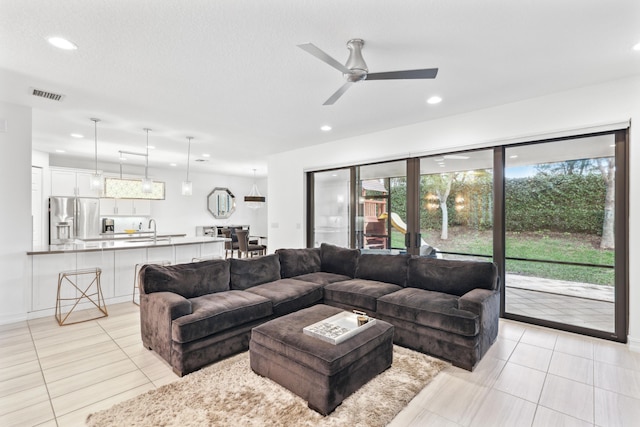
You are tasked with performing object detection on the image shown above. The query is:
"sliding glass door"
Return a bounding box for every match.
[307,129,628,341]
[503,134,624,337]
[310,168,351,248]
[356,161,408,253]
[419,150,494,260]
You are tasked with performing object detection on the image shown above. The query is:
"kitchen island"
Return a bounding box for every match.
[27,236,229,319]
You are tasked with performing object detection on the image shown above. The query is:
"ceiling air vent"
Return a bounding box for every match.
[31,88,65,101]
[195,158,209,162]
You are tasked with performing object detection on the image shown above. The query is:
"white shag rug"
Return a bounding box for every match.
[86,345,448,427]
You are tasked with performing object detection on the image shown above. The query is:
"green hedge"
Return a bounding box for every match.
[401,173,607,235]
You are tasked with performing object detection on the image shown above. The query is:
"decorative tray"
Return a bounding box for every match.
[303,311,376,345]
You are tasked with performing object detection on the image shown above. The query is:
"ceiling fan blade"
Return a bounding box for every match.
[366,68,439,80]
[297,43,352,75]
[323,82,353,105]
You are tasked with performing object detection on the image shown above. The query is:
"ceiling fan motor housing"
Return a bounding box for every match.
[345,39,368,81]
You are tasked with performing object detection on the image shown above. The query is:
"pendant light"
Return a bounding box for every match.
[89,118,103,193]
[244,169,265,209]
[181,136,193,196]
[141,128,153,193]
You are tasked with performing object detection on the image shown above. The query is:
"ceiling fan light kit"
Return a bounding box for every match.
[297,38,439,105]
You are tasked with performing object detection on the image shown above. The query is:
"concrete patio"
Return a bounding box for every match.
[505,274,615,332]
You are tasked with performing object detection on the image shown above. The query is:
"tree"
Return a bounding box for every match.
[597,158,615,249]
[424,173,460,240]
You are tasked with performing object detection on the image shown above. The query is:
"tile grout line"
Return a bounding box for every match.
[26,319,60,427]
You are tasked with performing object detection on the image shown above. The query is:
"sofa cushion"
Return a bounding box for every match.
[230,254,281,290]
[244,278,324,316]
[408,257,499,297]
[320,243,359,278]
[141,259,230,299]
[293,271,352,286]
[377,288,479,336]
[276,248,321,279]
[171,290,272,343]
[355,253,410,287]
[323,279,402,313]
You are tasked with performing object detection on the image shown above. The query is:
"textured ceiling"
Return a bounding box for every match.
[1,0,638,177]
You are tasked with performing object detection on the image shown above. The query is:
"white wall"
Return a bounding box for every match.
[0,102,32,324]
[268,75,640,344]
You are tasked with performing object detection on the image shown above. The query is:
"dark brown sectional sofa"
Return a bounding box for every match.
[139,243,500,376]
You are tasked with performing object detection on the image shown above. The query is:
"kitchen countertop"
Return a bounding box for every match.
[83,232,187,242]
[28,236,229,255]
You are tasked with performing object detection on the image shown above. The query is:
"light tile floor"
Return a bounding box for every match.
[1,302,639,426]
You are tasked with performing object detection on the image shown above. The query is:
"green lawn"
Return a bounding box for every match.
[400,228,615,286]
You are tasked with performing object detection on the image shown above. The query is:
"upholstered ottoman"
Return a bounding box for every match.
[249,304,394,415]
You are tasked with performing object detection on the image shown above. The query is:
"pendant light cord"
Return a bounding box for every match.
[186,137,192,181]
[91,118,100,173]
[144,128,150,179]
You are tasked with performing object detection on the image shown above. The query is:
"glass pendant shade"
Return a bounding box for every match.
[89,173,104,191]
[141,177,153,193]
[245,169,265,209]
[181,180,193,196]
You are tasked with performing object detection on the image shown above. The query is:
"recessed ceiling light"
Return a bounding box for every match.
[509,155,518,159]
[55,149,65,153]
[70,133,83,138]
[147,145,156,149]
[47,37,78,50]
[444,154,469,160]
[320,125,332,132]
[202,153,211,158]
[633,42,640,51]
[170,163,177,167]
[427,96,442,105]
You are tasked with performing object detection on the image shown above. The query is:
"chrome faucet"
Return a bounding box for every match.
[148,218,157,243]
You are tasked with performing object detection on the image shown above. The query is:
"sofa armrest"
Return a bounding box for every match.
[140,291,192,363]
[458,288,500,356]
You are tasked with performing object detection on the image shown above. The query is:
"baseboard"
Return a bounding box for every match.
[628,335,640,353]
[0,312,27,326]
[26,294,136,321]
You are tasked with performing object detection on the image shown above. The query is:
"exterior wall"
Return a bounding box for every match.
[268,75,640,346]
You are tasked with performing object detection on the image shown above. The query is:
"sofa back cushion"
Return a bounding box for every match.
[140,259,230,299]
[275,248,321,278]
[355,253,410,287]
[320,243,360,278]
[230,254,281,290]
[407,257,499,297]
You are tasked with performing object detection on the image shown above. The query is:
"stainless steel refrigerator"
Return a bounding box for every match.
[49,197,101,244]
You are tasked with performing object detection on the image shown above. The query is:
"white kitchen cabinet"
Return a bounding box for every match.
[100,198,151,216]
[51,169,97,197]
[132,199,151,216]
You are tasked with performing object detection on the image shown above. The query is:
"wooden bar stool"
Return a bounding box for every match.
[133,260,171,305]
[56,267,108,326]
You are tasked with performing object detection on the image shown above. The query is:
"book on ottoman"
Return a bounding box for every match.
[303,310,376,345]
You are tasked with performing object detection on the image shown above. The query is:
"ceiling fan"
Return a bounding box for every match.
[297,38,438,105]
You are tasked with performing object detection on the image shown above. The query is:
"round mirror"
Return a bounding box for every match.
[207,187,236,219]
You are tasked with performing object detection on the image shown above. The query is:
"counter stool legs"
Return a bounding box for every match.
[55,268,107,326]
[133,260,171,305]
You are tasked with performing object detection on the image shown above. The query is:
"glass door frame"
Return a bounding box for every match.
[497,130,628,343]
[306,128,628,343]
